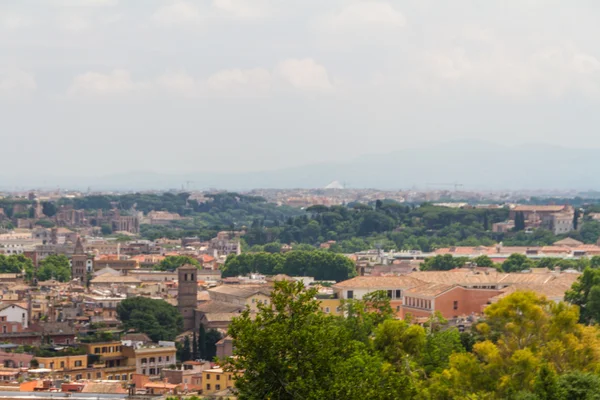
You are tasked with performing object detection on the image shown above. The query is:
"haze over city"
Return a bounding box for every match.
[2,0,600,189]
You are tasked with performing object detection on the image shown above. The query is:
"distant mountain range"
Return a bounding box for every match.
[2,141,600,191]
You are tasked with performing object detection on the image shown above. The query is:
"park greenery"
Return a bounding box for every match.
[36,254,71,282]
[227,280,600,400]
[153,255,200,271]
[421,253,600,273]
[222,250,356,282]
[116,297,183,342]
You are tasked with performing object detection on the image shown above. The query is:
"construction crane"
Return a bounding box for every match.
[426,182,464,191]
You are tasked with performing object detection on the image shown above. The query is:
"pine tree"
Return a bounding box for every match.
[199,324,207,360]
[483,211,489,231]
[192,330,198,361]
[181,336,191,362]
[574,208,580,230]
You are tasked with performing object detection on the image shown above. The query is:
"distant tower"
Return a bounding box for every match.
[70,237,87,284]
[177,264,198,331]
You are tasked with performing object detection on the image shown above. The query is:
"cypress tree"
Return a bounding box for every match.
[192,330,198,361]
[199,324,207,360]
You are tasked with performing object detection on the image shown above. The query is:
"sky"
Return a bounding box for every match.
[2,0,600,180]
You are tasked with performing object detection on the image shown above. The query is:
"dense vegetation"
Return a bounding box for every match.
[36,255,71,282]
[56,192,304,240]
[227,281,600,400]
[0,254,34,280]
[116,297,183,342]
[243,202,600,253]
[153,255,200,271]
[222,250,356,282]
[422,254,600,273]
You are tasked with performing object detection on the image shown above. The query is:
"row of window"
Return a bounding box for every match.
[206,384,222,391]
[346,290,402,299]
[141,356,170,364]
[94,346,122,354]
[142,368,161,375]
[205,374,232,381]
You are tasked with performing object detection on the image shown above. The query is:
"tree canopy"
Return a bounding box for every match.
[222,250,356,281]
[116,297,183,342]
[225,281,600,399]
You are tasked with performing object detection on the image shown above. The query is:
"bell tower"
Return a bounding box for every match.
[177,264,198,331]
[70,237,87,284]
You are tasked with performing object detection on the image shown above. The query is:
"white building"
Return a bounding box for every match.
[0,303,28,328]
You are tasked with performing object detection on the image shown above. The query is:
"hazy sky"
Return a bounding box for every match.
[2,0,600,178]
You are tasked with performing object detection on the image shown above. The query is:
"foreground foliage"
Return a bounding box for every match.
[227,282,600,400]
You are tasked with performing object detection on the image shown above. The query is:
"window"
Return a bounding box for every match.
[2,326,5,334]
[158,356,162,362]
[216,374,221,381]
[142,369,146,375]
[325,307,330,313]
[387,290,393,298]
[141,358,147,364]
[336,306,341,312]
[453,301,458,310]
[74,360,82,367]
[96,373,102,379]
[149,357,155,363]
[347,290,354,299]
[395,290,401,299]
[216,384,221,390]
[166,356,170,362]
[60,361,65,368]
[206,384,211,390]
[87,373,91,379]
[228,374,232,381]
[107,376,113,380]
[76,374,82,380]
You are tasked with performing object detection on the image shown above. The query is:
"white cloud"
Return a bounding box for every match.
[156,71,201,97]
[0,11,33,30]
[0,68,36,97]
[207,68,271,96]
[319,2,406,31]
[68,69,145,96]
[152,2,203,27]
[212,0,270,19]
[275,58,334,92]
[415,43,600,98]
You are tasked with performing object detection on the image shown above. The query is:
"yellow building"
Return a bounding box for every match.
[202,367,236,394]
[81,341,135,381]
[35,354,87,375]
[122,344,177,377]
[317,298,343,316]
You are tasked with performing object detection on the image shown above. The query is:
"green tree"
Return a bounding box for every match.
[227,281,414,399]
[37,255,71,282]
[474,255,494,268]
[192,331,198,361]
[533,364,563,400]
[41,202,57,217]
[198,324,207,360]
[421,254,467,271]
[154,255,200,271]
[101,224,113,235]
[116,297,183,341]
[180,336,192,362]
[558,372,600,400]
[502,253,534,272]
[263,242,282,254]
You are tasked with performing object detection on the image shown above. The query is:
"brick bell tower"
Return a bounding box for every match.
[177,264,198,331]
[70,237,87,284]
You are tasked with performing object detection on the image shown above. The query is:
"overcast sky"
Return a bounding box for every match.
[2,0,600,179]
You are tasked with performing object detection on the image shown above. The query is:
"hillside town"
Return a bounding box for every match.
[0,190,600,398]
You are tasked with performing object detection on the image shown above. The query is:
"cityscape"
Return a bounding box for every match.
[4,1,600,399]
